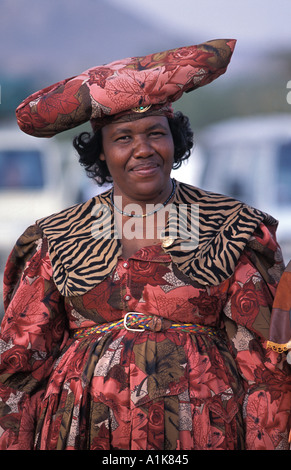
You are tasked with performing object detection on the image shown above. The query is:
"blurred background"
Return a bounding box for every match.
[1,0,291,316]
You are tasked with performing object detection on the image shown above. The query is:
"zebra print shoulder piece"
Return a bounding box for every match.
[162,181,277,286]
[37,181,277,296]
[37,189,122,296]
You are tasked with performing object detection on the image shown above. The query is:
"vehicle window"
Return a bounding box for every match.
[277,141,291,204]
[201,144,258,205]
[0,150,44,189]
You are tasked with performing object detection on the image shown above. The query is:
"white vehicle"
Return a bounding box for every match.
[170,142,204,186]
[198,114,291,263]
[0,126,81,316]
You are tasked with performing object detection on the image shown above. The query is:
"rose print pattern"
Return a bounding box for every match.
[0,224,290,450]
[15,39,236,137]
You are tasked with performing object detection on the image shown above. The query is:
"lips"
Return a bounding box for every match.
[129,161,159,172]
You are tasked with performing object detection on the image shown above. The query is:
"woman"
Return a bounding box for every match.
[0,39,290,450]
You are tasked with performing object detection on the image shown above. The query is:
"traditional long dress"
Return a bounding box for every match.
[0,182,290,450]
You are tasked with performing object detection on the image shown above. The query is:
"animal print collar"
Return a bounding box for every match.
[37,181,275,296]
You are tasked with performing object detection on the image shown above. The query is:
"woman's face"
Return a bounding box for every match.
[100,116,175,205]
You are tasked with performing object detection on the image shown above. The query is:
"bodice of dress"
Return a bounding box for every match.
[65,243,229,332]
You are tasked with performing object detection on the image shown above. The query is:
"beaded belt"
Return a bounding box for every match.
[72,312,218,339]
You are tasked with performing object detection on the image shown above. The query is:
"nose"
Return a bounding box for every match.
[132,136,153,158]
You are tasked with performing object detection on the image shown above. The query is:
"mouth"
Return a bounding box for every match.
[129,162,160,175]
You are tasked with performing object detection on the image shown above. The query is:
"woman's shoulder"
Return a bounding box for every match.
[36,189,112,233]
[9,223,44,265]
[175,180,278,236]
[3,224,47,309]
[175,180,277,223]
[34,189,119,297]
[168,180,282,286]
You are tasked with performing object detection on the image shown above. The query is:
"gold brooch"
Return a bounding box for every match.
[132,105,152,113]
[161,237,175,248]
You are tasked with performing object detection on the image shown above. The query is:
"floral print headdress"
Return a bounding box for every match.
[16,39,236,137]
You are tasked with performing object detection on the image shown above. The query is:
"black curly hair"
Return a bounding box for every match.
[73,111,194,186]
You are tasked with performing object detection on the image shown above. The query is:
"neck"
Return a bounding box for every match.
[111,179,176,218]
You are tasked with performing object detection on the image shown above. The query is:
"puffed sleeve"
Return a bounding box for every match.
[0,225,68,449]
[267,260,291,358]
[222,223,291,450]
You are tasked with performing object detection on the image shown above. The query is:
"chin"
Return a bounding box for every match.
[132,178,171,200]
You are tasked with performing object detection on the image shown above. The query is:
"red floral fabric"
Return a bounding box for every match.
[15,39,236,137]
[0,225,290,450]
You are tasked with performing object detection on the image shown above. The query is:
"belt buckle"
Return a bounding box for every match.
[123,312,145,332]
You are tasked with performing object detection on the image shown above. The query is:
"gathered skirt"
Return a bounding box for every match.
[21,328,246,450]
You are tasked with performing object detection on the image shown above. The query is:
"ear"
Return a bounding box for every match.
[99,152,106,161]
